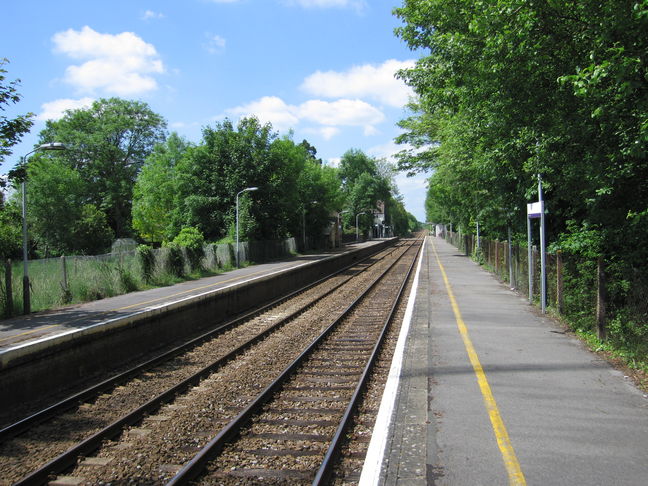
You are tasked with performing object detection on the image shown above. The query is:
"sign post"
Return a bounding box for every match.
[526,195,546,313]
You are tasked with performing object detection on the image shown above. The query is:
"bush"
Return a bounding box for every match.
[173,227,205,271]
[163,242,185,278]
[137,244,156,284]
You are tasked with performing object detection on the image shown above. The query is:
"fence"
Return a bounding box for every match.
[444,231,647,347]
[1,238,297,318]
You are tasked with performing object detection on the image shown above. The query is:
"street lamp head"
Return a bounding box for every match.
[38,142,67,151]
[246,186,258,191]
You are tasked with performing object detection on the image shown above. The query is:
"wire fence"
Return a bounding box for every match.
[1,238,297,318]
[444,231,647,353]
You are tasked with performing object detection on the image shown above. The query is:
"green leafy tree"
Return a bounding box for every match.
[132,133,189,243]
[0,199,21,260]
[338,149,392,235]
[25,158,113,255]
[37,97,167,238]
[0,58,34,170]
[172,118,275,240]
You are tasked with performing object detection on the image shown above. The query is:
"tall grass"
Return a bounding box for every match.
[1,237,297,318]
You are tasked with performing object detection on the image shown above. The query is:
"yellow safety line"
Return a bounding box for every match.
[0,265,290,345]
[431,239,526,485]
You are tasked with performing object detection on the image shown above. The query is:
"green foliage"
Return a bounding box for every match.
[37,97,167,238]
[169,118,344,245]
[137,244,156,284]
[163,242,185,278]
[132,133,189,243]
[0,58,34,167]
[117,264,138,293]
[0,199,21,260]
[395,0,648,355]
[394,0,647,240]
[172,227,205,271]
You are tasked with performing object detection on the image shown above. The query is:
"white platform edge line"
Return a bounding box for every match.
[358,236,427,486]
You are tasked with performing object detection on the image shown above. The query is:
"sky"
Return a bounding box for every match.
[2,0,428,221]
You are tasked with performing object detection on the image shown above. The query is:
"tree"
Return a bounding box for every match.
[0,198,21,260]
[25,158,113,255]
[172,118,276,240]
[132,133,189,243]
[338,149,392,235]
[393,0,648,243]
[37,98,167,238]
[0,58,34,170]
[393,0,648,348]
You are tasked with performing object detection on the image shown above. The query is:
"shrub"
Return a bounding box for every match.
[137,244,156,284]
[173,227,205,271]
[164,242,185,278]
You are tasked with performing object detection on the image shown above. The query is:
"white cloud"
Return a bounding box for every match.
[52,26,164,96]
[301,59,415,107]
[142,10,164,20]
[37,97,95,121]
[204,33,226,54]
[326,157,342,167]
[298,99,384,127]
[225,96,385,136]
[226,96,300,131]
[319,127,340,140]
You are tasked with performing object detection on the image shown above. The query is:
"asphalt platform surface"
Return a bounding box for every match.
[370,236,648,486]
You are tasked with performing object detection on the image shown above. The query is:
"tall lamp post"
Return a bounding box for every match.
[20,142,67,314]
[235,186,258,268]
[355,211,366,242]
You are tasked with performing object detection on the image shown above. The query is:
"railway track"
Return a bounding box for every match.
[0,238,421,485]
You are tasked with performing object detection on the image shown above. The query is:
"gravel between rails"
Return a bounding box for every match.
[0,243,410,485]
[189,242,420,485]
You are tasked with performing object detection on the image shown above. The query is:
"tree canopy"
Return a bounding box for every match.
[394,0,648,263]
[37,97,167,239]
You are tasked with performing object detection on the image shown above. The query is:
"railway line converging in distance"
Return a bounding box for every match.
[0,238,423,485]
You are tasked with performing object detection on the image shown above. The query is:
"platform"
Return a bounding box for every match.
[362,236,648,485]
[0,239,393,412]
[0,240,382,354]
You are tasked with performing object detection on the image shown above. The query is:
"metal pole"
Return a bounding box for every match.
[355,212,364,242]
[476,221,480,250]
[21,178,30,314]
[302,207,306,249]
[527,215,533,304]
[538,174,547,314]
[235,192,240,268]
[508,225,514,289]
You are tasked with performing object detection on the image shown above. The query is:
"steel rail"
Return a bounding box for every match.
[0,241,401,443]
[313,239,423,485]
[9,241,402,486]
[166,239,420,485]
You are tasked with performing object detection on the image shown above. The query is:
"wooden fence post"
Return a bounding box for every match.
[556,251,564,314]
[4,259,12,318]
[596,256,607,340]
[495,240,499,275]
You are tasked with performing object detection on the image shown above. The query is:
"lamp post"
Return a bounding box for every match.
[538,174,547,314]
[20,142,67,314]
[235,186,258,268]
[355,211,366,242]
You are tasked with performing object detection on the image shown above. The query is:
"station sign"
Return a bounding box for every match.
[527,201,543,219]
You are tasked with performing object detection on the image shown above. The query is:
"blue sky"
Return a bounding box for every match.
[2,0,428,221]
